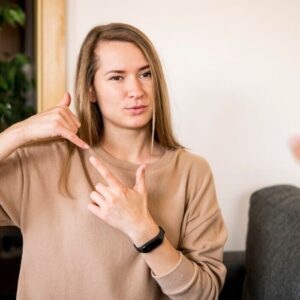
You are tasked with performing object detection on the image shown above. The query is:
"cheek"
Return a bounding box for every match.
[95,86,121,110]
[95,83,122,99]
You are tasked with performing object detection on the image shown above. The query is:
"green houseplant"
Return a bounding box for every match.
[0,3,36,132]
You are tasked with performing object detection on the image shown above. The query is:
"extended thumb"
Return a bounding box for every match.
[134,164,146,193]
[58,92,71,107]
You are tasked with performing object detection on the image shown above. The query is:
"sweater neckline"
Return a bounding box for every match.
[87,144,178,171]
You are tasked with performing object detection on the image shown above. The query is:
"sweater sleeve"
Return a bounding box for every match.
[152,158,228,300]
[0,149,24,227]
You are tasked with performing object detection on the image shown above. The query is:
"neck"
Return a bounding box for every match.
[100,124,164,165]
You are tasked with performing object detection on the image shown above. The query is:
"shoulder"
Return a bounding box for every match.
[163,147,215,191]
[170,148,216,198]
[175,148,213,176]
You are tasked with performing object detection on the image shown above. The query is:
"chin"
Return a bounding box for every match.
[128,121,151,129]
[125,117,152,129]
[109,113,152,130]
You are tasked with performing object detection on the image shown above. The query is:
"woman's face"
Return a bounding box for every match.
[92,41,154,130]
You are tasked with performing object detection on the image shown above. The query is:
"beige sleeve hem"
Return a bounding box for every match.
[151,251,197,295]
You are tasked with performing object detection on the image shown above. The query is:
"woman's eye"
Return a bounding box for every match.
[110,76,123,81]
[140,71,151,78]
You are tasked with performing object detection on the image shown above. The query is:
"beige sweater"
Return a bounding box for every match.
[0,140,227,300]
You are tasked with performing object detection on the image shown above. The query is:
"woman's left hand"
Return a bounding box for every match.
[88,156,159,244]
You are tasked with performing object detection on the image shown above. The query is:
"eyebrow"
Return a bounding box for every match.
[104,64,150,76]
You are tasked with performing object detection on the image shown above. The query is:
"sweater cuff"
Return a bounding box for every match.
[151,252,196,295]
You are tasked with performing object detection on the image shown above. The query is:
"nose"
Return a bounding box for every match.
[127,77,144,99]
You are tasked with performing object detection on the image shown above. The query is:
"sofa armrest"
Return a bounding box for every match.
[243,185,300,300]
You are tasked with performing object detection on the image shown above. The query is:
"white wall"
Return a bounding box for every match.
[67,0,300,250]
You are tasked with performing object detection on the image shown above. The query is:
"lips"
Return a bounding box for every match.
[126,105,147,109]
[125,105,148,115]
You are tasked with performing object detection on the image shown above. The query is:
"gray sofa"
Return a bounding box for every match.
[220,185,300,300]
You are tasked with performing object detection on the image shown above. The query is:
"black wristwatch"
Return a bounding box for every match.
[133,226,165,253]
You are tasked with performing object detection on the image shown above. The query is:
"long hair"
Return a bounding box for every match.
[59,23,183,198]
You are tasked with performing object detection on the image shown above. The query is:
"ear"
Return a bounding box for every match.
[89,87,97,103]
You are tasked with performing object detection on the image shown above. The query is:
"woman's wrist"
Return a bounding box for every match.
[6,121,28,147]
[127,219,160,247]
[0,123,28,161]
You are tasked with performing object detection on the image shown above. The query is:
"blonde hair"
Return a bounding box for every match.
[59,23,183,198]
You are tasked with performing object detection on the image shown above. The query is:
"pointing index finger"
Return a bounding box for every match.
[89,156,121,188]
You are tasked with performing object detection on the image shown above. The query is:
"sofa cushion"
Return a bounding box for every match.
[243,185,300,300]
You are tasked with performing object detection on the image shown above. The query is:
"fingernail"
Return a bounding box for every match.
[89,156,96,163]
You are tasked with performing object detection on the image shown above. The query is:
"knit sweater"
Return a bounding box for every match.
[0,140,227,300]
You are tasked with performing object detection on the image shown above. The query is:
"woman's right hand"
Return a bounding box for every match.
[11,92,90,149]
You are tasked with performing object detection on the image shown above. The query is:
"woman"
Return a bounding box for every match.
[0,23,227,299]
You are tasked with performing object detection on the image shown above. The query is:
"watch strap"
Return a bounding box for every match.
[133,226,165,253]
